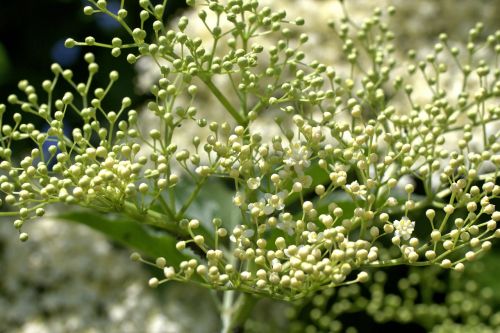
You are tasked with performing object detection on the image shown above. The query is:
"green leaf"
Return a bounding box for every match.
[285,162,330,207]
[56,210,192,265]
[174,178,241,231]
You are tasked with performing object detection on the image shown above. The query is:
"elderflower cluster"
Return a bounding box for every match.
[0,0,499,303]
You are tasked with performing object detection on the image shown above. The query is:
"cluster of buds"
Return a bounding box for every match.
[0,0,499,302]
[288,264,500,332]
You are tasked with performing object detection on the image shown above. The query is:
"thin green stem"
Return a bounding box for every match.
[200,76,246,125]
[121,200,185,235]
[176,179,206,220]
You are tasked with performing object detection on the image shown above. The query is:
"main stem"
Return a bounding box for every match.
[220,291,257,333]
[221,290,236,333]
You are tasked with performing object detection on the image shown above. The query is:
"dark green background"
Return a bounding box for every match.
[0,0,188,104]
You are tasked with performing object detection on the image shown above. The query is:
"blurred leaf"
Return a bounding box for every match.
[57,210,192,265]
[285,162,330,206]
[0,43,10,84]
[179,179,241,231]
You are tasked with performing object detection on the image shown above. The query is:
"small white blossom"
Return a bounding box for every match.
[277,213,296,236]
[345,181,367,199]
[247,177,261,190]
[293,174,313,189]
[284,141,311,174]
[263,191,288,215]
[248,200,266,216]
[232,192,245,207]
[393,217,416,240]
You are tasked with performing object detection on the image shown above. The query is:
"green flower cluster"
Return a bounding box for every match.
[0,0,499,310]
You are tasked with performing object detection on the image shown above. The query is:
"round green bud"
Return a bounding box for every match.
[7,94,18,104]
[85,36,95,45]
[96,0,107,10]
[155,257,167,268]
[295,17,305,26]
[111,47,121,57]
[64,38,76,48]
[83,6,94,15]
[130,252,141,261]
[127,54,137,64]
[88,63,99,74]
[13,219,23,229]
[51,63,62,74]
[109,70,119,81]
[117,9,127,18]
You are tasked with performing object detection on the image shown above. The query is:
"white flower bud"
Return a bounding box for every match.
[430,230,441,242]
[303,201,314,212]
[130,252,141,261]
[425,250,436,260]
[189,219,200,229]
[379,213,389,223]
[176,241,186,251]
[482,241,492,250]
[292,182,303,193]
[164,266,176,279]
[319,214,334,228]
[426,209,435,221]
[465,251,476,261]
[196,265,207,275]
[440,259,452,269]
[315,185,325,196]
[483,182,495,193]
[148,277,159,288]
[19,233,29,242]
[193,235,204,246]
[484,204,495,215]
[443,204,455,215]
[155,257,166,268]
[369,226,380,238]
[487,220,497,230]
[407,251,419,263]
[443,240,454,250]
[383,224,394,233]
[357,271,369,283]
[466,202,477,212]
[492,212,500,222]
[404,184,414,193]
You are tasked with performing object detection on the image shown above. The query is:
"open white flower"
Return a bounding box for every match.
[393,217,416,240]
[247,177,261,190]
[263,191,288,215]
[284,141,311,174]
